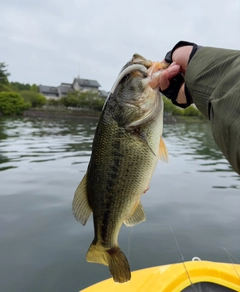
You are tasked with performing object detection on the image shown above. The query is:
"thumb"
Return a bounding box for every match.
[159,64,180,91]
[159,70,170,91]
[167,63,181,78]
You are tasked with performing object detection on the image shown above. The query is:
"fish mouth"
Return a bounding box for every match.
[131,53,153,68]
[102,57,169,110]
[147,62,169,90]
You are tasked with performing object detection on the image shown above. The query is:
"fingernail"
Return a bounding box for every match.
[169,61,176,67]
[168,64,180,74]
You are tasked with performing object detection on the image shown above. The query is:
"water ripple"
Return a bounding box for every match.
[0,117,239,292]
[0,117,96,170]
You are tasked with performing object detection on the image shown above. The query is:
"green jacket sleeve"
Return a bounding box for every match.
[185,47,240,175]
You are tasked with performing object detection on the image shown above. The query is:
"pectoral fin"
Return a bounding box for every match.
[124,201,146,226]
[133,128,156,156]
[158,137,168,163]
[72,173,92,225]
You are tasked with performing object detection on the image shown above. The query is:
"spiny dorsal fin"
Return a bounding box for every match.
[72,173,92,225]
[124,201,146,226]
[158,137,168,163]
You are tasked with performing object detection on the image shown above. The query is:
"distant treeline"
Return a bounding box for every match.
[0,62,46,115]
[0,61,203,117]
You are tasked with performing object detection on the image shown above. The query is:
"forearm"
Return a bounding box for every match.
[185,47,240,174]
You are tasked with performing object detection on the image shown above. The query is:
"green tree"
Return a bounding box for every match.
[0,83,12,92]
[46,98,61,106]
[0,62,10,84]
[20,91,46,108]
[0,92,31,115]
[162,96,184,115]
[77,91,104,110]
[0,62,12,92]
[162,96,203,117]
[61,90,105,111]
[10,82,31,91]
[61,93,78,107]
[30,84,39,93]
[183,105,203,117]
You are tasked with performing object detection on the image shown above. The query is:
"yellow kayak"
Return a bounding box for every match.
[80,260,240,292]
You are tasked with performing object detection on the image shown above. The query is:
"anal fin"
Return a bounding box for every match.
[124,201,146,227]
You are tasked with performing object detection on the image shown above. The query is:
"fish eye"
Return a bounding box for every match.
[141,71,148,78]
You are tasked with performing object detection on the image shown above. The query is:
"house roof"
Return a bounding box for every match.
[58,84,73,94]
[39,85,58,93]
[39,77,102,96]
[99,90,109,98]
[74,78,101,88]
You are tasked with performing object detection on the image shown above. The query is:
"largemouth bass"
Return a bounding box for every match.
[72,54,168,283]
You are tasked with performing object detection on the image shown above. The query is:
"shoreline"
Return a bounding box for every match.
[23,107,101,119]
[1,107,205,124]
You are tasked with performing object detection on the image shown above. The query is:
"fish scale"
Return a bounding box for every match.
[88,113,154,202]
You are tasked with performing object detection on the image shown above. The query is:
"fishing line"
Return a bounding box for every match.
[223,248,240,264]
[127,227,134,260]
[223,247,240,280]
[168,225,198,292]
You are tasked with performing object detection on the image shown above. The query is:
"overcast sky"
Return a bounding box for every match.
[1,0,240,91]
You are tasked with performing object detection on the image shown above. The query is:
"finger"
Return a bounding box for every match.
[159,70,170,91]
[172,46,193,72]
[159,64,181,91]
[167,64,180,78]
[160,60,169,67]
[176,83,187,104]
[169,61,177,67]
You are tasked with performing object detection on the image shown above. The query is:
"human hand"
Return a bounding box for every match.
[159,63,188,107]
[159,62,181,91]
[159,41,201,108]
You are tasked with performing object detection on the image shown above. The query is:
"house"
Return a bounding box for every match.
[58,83,74,98]
[72,78,101,92]
[38,85,59,99]
[39,77,106,100]
[99,89,108,98]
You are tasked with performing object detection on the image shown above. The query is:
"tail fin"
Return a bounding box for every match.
[86,243,131,283]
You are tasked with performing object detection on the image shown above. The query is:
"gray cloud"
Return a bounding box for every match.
[1,0,240,91]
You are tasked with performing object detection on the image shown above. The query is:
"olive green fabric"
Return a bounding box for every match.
[185,47,240,174]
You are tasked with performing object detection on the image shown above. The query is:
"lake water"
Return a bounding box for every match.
[0,116,239,292]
